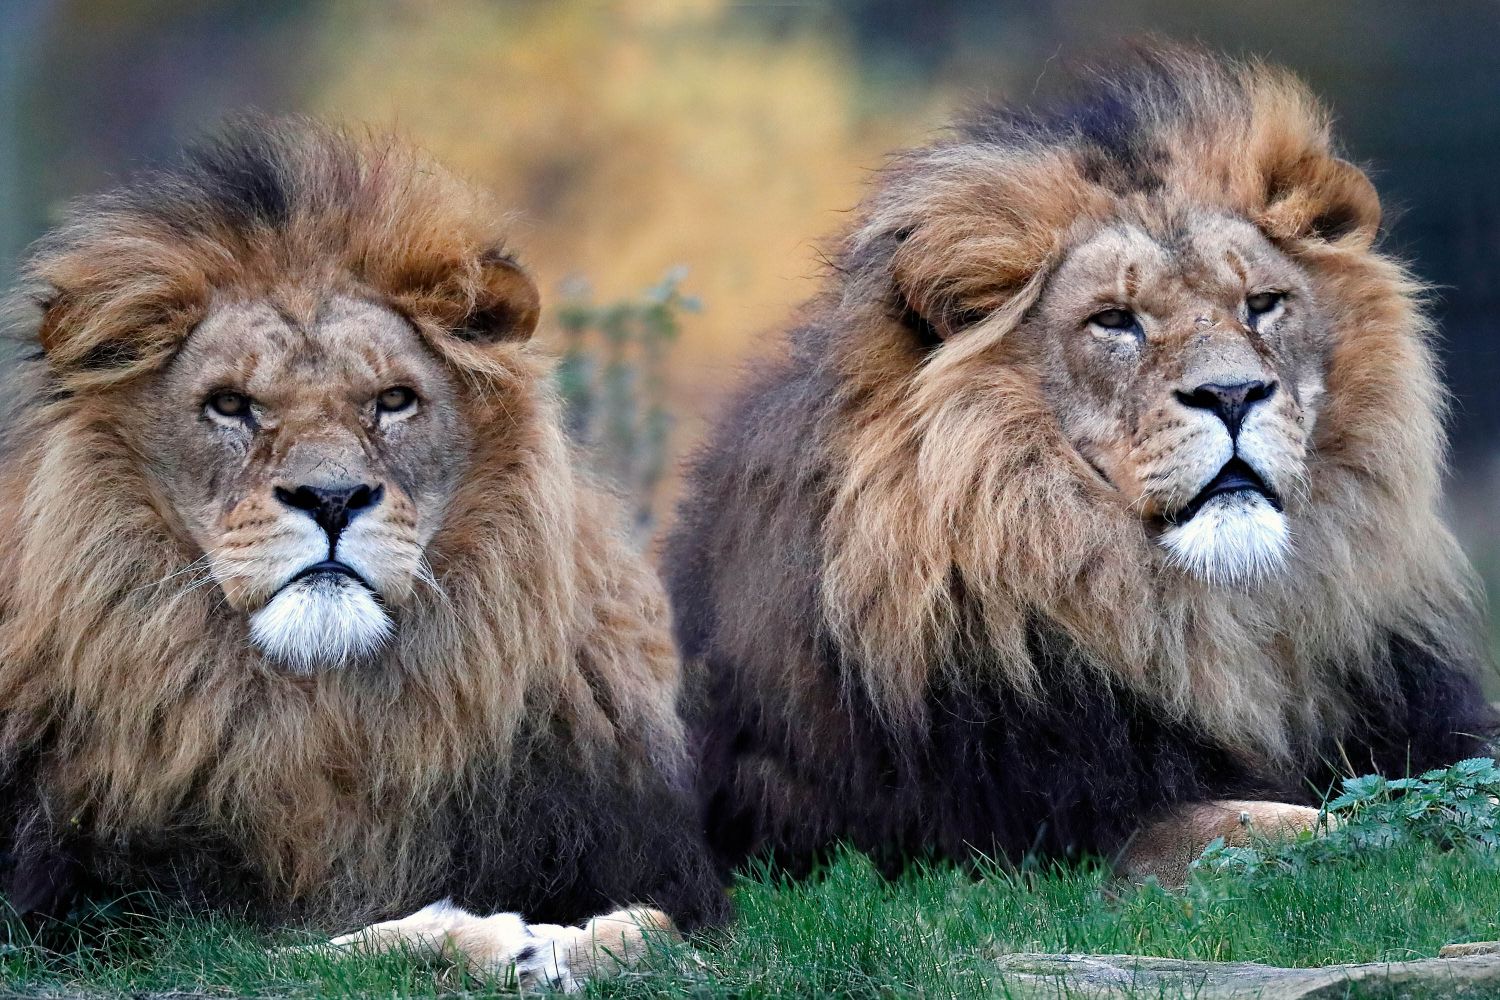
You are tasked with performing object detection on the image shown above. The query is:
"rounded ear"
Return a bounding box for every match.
[458,251,541,344]
[1258,155,1381,249]
[32,286,141,373]
[33,286,66,356]
[882,227,1031,345]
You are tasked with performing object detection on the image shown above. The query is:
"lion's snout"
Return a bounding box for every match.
[1171,378,1277,440]
[207,476,426,669]
[273,481,386,546]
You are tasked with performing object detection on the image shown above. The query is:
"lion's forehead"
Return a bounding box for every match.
[1054,215,1299,312]
[176,295,443,400]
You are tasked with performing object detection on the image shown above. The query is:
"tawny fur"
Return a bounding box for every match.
[0,119,721,929]
[820,48,1478,759]
[667,44,1494,877]
[1120,801,1324,887]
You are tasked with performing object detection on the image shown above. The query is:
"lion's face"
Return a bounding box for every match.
[1022,214,1327,582]
[133,295,471,671]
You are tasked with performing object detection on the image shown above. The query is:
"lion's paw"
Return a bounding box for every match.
[524,907,676,991]
[1120,798,1328,887]
[295,901,674,993]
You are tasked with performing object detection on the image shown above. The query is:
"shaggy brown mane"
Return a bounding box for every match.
[666,45,1494,876]
[825,46,1477,755]
[0,119,724,930]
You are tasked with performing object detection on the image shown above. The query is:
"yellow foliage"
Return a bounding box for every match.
[309,0,943,417]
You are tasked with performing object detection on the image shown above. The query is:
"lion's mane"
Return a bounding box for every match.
[0,120,725,930]
[666,47,1495,874]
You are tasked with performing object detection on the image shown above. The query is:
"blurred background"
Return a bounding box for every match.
[2,0,1496,647]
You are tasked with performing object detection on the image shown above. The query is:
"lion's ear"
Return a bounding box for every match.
[33,285,142,373]
[892,274,982,345]
[1258,155,1380,249]
[33,286,67,356]
[457,251,541,344]
[884,227,1028,344]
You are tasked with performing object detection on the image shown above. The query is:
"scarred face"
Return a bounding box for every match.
[139,295,472,670]
[1024,214,1328,582]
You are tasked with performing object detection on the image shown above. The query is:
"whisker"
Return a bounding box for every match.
[131,554,215,595]
[414,555,455,616]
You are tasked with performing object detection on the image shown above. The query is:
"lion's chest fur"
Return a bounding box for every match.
[21,659,516,916]
[667,338,1493,877]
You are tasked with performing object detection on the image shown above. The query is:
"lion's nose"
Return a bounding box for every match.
[274,483,384,543]
[1174,380,1277,438]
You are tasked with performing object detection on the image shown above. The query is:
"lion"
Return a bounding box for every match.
[0,118,725,988]
[662,45,1497,884]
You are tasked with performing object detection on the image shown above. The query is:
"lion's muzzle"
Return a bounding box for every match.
[241,478,398,671]
[250,572,392,673]
[1157,377,1295,583]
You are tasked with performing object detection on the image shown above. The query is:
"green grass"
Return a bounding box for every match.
[5,844,1500,998]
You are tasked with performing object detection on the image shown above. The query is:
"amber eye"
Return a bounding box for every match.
[1089,307,1139,331]
[206,391,252,420]
[376,386,418,414]
[1246,291,1284,315]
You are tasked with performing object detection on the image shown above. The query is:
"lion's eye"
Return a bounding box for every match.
[1246,291,1284,315]
[206,391,252,421]
[377,386,418,415]
[1088,308,1139,331]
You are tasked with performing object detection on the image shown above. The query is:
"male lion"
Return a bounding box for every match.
[664,47,1497,883]
[0,119,724,988]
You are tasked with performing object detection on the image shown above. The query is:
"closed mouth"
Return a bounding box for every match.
[289,560,372,590]
[1168,458,1282,525]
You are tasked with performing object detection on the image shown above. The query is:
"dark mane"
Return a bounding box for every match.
[665,45,1494,877]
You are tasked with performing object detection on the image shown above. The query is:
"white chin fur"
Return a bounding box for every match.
[249,576,392,672]
[1160,492,1290,585]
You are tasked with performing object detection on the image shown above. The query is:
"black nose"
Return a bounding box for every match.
[274,483,384,542]
[1174,380,1277,438]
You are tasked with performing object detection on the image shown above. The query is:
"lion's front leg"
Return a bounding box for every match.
[315,900,675,992]
[524,907,678,990]
[1118,799,1323,887]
